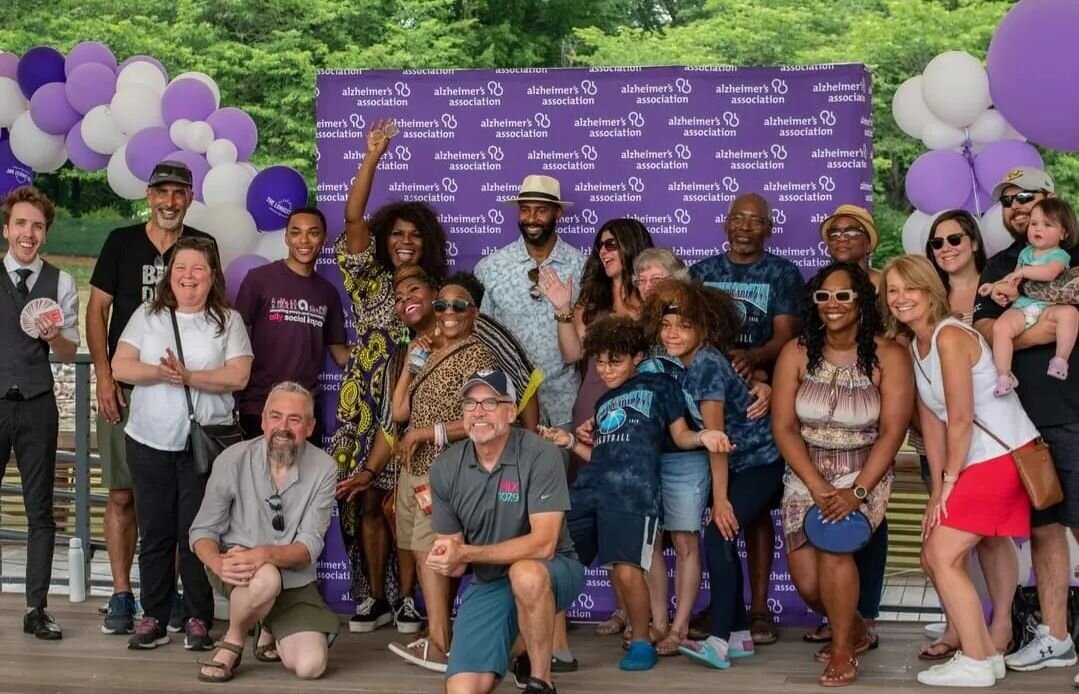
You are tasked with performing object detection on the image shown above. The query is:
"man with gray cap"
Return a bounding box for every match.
[88,159,217,636]
[974,166,1079,681]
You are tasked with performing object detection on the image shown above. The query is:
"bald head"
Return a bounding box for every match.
[724,193,773,262]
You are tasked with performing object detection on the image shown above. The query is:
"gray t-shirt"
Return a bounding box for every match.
[430,427,576,583]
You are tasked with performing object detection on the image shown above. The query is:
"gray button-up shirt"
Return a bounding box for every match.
[190,437,337,590]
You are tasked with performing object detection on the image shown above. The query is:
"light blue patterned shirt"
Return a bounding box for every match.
[475,236,586,426]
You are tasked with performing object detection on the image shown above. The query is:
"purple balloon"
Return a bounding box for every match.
[246,165,308,231]
[206,107,258,161]
[989,0,1079,151]
[65,123,109,171]
[16,46,66,99]
[65,62,117,115]
[165,149,211,202]
[0,52,18,80]
[960,187,993,216]
[224,254,270,304]
[117,55,167,79]
[972,140,1044,194]
[64,41,117,77]
[905,150,973,214]
[126,127,177,180]
[161,78,216,126]
[0,140,34,198]
[29,82,81,135]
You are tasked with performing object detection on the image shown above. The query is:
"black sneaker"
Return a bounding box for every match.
[524,678,557,694]
[393,596,423,634]
[551,655,578,672]
[349,596,392,633]
[101,591,137,635]
[184,618,213,651]
[23,607,62,640]
[128,617,169,649]
[167,592,185,633]
[511,653,531,690]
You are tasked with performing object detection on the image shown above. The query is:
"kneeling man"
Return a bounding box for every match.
[427,370,584,694]
[190,382,339,682]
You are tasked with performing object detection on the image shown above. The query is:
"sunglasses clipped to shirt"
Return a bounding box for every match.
[812,289,858,305]
[266,494,285,532]
[929,233,966,250]
[999,191,1038,208]
[433,299,475,313]
[528,267,542,301]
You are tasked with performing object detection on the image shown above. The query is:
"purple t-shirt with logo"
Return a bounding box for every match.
[234,260,347,415]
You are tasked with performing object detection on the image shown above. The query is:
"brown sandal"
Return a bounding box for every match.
[253,622,280,663]
[596,609,627,636]
[815,631,877,663]
[749,610,778,645]
[198,641,244,683]
[819,653,858,688]
[803,621,832,643]
[655,629,686,657]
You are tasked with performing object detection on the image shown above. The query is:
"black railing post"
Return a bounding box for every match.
[73,355,93,590]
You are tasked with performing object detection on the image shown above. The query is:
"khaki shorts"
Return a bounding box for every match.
[97,386,133,490]
[207,570,339,640]
[396,466,436,553]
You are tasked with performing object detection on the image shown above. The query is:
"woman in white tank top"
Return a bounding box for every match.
[883,255,1037,688]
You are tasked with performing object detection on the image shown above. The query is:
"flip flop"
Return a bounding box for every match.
[655,629,686,657]
[253,621,280,663]
[803,621,832,643]
[815,632,875,663]
[596,609,627,636]
[918,639,959,661]
[198,641,244,683]
[749,611,778,646]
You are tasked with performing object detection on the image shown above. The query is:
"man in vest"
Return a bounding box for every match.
[1,186,80,639]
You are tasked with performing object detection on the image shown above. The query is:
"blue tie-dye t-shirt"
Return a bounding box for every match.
[571,372,684,517]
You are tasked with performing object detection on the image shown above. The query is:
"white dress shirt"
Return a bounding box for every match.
[3,253,81,344]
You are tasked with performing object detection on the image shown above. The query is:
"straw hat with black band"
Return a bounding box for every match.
[505,175,574,208]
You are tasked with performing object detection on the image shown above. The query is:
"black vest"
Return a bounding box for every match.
[0,260,60,399]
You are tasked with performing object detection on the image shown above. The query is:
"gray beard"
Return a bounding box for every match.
[268,437,300,466]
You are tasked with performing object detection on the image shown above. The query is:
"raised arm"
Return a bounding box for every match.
[343,119,394,254]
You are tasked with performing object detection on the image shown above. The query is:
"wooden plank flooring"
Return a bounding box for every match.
[0,595,1071,693]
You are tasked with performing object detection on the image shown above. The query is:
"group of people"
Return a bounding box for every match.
[1,115,1078,692]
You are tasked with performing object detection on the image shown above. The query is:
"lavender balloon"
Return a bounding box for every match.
[988,0,1079,151]
[65,63,117,115]
[972,140,1044,195]
[64,41,117,77]
[161,78,216,125]
[65,123,109,171]
[206,107,258,161]
[0,140,34,197]
[16,46,66,99]
[905,150,973,214]
[246,165,308,231]
[165,149,210,202]
[224,254,270,304]
[0,52,17,80]
[29,82,81,135]
[125,126,177,180]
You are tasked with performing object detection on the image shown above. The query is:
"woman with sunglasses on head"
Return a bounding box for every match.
[386,272,495,673]
[771,262,912,687]
[111,237,253,651]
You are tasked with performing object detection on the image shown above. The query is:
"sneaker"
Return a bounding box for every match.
[388,637,448,673]
[510,653,531,690]
[128,617,169,650]
[23,607,62,641]
[990,654,1005,680]
[184,618,213,651]
[101,592,137,635]
[620,639,658,671]
[678,636,731,670]
[1004,624,1077,671]
[729,630,755,659]
[551,654,578,672]
[916,651,995,687]
[350,596,393,633]
[523,677,557,693]
[393,596,423,634]
[167,592,185,633]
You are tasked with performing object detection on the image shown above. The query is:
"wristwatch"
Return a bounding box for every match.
[852,485,869,502]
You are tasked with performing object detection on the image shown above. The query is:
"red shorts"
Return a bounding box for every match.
[941,446,1032,538]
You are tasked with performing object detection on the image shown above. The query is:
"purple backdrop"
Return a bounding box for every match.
[312,65,874,624]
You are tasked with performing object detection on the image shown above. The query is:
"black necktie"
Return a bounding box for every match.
[14,268,32,298]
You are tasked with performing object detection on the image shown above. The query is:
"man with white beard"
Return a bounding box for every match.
[190,382,339,683]
[426,370,584,694]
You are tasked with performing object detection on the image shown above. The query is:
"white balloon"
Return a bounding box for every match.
[0,76,29,128]
[202,162,254,207]
[252,228,288,261]
[185,121,214,153]
[921,120,966,150]
[81,105,126,155]
[172,71,221,108]
[194,204,262,267]
[116,61,167,94]
[239,162,258,179]
[1002,121,1027,142]
[902,210,935,254]
[921,51,992,129]
[980,203,1015,257]
[110,85,165,135]
[9,112,66,171]
[107,143,149,200]
[206,138,238,167]
[968,109,1007,144]
[169,118,192,149]
[892,76,937,139]
[183,200,210,230]
[35,144,69,173]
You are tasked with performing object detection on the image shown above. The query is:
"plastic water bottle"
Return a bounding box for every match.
[68,537,86,603]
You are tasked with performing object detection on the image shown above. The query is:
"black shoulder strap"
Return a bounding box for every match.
[169,308,197,422]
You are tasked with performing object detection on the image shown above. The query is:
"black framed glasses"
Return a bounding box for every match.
[527,267,542,301]
[266,494,284,532]
[929,233,966,250]
[598,237,619,252]
[826,226,867,242]
[812,289,858,305]
[999,191,1038,208]
[461,397,512,412]
[433,299,474,313]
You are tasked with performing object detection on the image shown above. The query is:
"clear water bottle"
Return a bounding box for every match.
[68,537,86,603]
[408,346,430,374]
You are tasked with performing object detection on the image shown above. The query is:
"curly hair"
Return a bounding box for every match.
[925,209,987,292]
[150,236,230,335]
[798,262,881,379]
[3,185,55,230]
[577,218,654,324]
[368,200,448,281]
[583,315,649,359]
[442,271,485,306]
[640,278,741,354]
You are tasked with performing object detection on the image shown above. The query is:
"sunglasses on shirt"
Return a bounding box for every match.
[266,494,284,532]
[812,289,858,305]
[999,191,1038,208]
[528,267,542,301]
[929,233,966,250]
[433,299,474,313]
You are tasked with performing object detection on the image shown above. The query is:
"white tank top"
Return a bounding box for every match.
[912,317,1038,468]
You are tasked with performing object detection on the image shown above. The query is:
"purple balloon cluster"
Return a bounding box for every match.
[904,139,1044,215]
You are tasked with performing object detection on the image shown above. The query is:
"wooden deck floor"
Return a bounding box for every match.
[0,594,1071,693]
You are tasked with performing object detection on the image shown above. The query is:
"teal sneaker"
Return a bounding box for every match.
[678,637,732,670]
[619,640,658,671]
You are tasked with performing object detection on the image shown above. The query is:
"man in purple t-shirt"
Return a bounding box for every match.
[234,207,348,444]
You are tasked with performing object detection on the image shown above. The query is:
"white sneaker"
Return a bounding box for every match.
[990,654,1005,680]
[916,651,996,688]
[1004,624,1077,672]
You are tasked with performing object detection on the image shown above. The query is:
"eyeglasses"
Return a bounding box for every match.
[727,213,768,230]
[826,227,867,242]
[266,494,284,532]
[461,397,512,412]
[598,237,619,252]
[634,274,670,288]
[527,267,542,301]
[929,233,966,250]
[812,289,858,305]
[433,299,474,313]
[999,191,1038,208]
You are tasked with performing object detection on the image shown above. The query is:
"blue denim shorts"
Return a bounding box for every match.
[660,450,711,531]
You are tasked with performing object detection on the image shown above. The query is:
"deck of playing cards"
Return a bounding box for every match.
[20,297,63,339]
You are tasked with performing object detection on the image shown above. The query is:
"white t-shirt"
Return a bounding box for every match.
[120,304,253,451]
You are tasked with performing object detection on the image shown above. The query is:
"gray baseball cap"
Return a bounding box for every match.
[991,166,1055,200]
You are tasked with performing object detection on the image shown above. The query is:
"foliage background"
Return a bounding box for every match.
[4,0,1075,264]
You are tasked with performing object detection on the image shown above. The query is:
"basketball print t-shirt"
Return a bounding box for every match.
[571,372,684,516]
